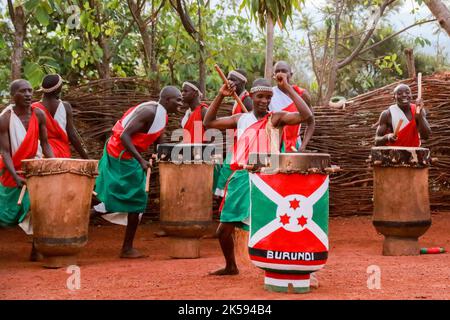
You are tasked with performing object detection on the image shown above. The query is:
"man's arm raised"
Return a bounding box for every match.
[203,83,240,130]
[272,73,313,127]
[414,98,431,140]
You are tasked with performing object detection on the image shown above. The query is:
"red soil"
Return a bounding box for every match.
[0,214,449,300]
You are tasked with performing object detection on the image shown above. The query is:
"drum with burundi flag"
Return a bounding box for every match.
[248,153,332,293]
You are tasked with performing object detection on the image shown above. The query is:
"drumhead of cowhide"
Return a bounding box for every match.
[370,147,431,168]
[21,158,99,177]
[248,152,331,174]
[156,143,221,164]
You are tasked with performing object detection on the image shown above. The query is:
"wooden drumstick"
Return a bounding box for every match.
[17,185,27,206]
[417,72,423,115]
[393,119,404,138]
[417,72,422,100]
[214,64,248,113]
[145,162,152,193]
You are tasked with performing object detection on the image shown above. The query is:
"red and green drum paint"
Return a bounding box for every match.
[248,172,329,293]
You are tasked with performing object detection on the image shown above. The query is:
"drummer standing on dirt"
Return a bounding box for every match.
[0,79,54,259]
[204,74,313,276]
[32,74,89,158]
[94,86,182,258]
[181,80,208,143]
[375,84,431,146]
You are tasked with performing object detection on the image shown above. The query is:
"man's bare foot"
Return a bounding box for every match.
[310,273,319,289]
[120,248,147,259]
[154,230,167,237]
[208,267,239,276]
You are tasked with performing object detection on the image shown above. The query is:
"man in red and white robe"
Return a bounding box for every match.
[181,81,208,143]
[204,75,313,276]
[375,84,431,146]
[269,61,315,152]
[0,79,54,260]
[32,74,88,158]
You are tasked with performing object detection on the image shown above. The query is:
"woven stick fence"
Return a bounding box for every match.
[2,74,449,216]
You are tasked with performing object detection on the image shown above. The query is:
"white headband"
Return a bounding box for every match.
[183,81,203,99]
[250,86,273,94]
[41,75,63,93]
[228,70,247,83]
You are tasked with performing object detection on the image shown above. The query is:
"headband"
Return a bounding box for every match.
[183,81,203,99]
[228,70,247,83]
[41,75,63,93]
[250,86,273,94]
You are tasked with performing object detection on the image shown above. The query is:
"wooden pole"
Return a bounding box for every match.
[214,64,248,113]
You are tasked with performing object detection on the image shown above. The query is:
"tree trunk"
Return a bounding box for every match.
[91,0,111,79]
[424,0,450,36]
[9,2,26,80]
[404,48,416,78]
[198,2,206,96]
[127,0,153,74]
[264,15,274,79]
[324,66,338,106]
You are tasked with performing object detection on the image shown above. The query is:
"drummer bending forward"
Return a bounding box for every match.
[204,75,313,275]
[94,86,182,258]
[375,84,430,146]
[0,79,54,260]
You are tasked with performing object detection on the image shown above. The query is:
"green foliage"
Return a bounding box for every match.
[0,0,448,102]
[241,0,305,29]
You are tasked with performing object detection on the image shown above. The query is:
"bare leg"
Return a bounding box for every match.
[120,213,146,258]
[209,222,239,275]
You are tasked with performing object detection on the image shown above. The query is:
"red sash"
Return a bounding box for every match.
[106,104,167,159]
[387,104,420,147]
[280,85,305,152]
[230,113,273,171]
[232,91,250,115]
[0,107,40,187]
[182,103,208,143]
[32,102,71,158]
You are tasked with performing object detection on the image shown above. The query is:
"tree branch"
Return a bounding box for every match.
[307,32,320,88]
[111,20,135,56]
[337,0,397,69]
[169,0,198,40]
[7,0,15,22]
[358,18,437,56]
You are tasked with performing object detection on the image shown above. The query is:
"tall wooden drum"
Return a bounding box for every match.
[22,159,98,268]
[157,143,219,258]
[371,147,432,256]
[248,153,334,293]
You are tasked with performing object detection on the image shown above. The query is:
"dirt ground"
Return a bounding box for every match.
[0,213,449,300]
